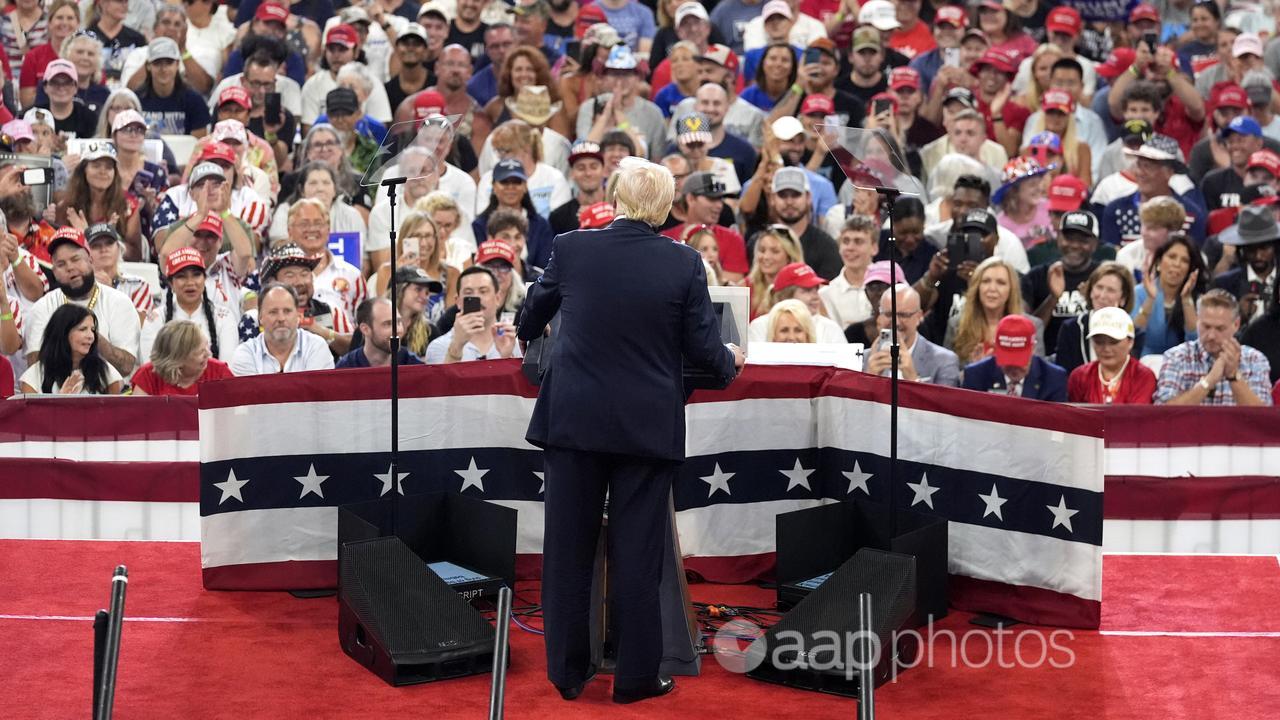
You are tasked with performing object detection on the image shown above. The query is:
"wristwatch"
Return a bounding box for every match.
[1224,374,1238,383]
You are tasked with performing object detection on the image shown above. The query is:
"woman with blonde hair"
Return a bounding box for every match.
[131,320,233,397]
[416,191,477,268]
[371,211,458,319]
[18,0,79,109]
[946,256,1044,367]
[747,226,804,319]
[1025,89,1091,187]
[1017,44,1063,112]
[766,298,816,343]
[653,41,701,117]
[682,224,722,285]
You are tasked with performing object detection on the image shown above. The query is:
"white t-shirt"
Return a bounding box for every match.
[20,360,122,394]
[1115,240,1147,275]
[230,331,335,375]
[312,252,368,323]
[475,162,571,219]
[209,74,303,118]
[747,313,848,344]
[186,10,238,80]
[300,70,394,125]
[138,297,241,364]
[24,285,141,373]
[478,127,572,178]
[370,162,477,215]
[158,183,273,237]
[742,12,827,52]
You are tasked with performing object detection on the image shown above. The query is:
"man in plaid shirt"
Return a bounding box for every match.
[1156,289,1272,406]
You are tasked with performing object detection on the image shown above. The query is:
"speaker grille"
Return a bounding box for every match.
[341,537,494,656]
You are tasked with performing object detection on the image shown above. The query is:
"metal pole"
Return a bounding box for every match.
[857,591,875,720]
[95,565,128,720]
[488,586,513,720]
[881,193,900,539]
[381,176,408,511]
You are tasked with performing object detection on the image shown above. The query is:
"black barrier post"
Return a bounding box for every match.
[488,586,513,719]
[94,565,128,720]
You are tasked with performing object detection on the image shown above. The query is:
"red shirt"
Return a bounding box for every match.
[888,22,937,61]
[131,359,234,397]
[661,223,749,275]
[978,97,1031,141]
[1067,359,1157,404]
[1157,94,1205,160]
[19,43,58,90]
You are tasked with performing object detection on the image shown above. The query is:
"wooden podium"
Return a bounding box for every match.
[587,493,701,676]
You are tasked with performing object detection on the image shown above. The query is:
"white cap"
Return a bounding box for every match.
[674,1,709,25]
[771,116,805,142]
[859,0,901,31]
[1088,307,1135,340]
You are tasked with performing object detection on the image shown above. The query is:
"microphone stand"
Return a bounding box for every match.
[382,176,408,521]
[874,187,902,539]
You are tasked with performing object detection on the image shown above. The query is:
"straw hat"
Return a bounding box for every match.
[504,85,561,127]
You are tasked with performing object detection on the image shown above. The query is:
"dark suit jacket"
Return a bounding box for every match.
[961,355,1069,402]
[517,218,737,461]
[1211,267,1257,300]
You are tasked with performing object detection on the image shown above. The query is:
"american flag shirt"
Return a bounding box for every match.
[1154,340,1274,406]
[111,273,153,316]
[1101,190,1207,247]
[4,247,47,312]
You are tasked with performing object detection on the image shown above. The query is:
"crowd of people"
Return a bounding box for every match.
[0,0,1277,406]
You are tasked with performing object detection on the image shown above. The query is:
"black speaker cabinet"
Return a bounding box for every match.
[747,548,918,696]
[339,536,497,686]
[775,498,948,625]
[338,491,517,604]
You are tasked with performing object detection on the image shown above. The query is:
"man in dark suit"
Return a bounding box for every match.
[962,315,1068,401]
[517,158,745,704]
[1212,205,1277,323]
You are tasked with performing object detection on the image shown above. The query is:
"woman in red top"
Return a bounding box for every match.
[131,320,233,397]
[1068,307,1157,404]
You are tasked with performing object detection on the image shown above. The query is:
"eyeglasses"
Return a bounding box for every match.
[310,140,340,150]
[485,264,513,275]
[292,219,327,229]
[115,125,146,136]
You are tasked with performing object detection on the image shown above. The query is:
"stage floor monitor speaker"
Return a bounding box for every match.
[339,536,497,686]
[746,548,918,697]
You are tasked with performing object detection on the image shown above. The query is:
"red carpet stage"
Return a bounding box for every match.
[1,541,1278,719]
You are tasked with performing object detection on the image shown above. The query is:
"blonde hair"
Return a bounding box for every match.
[1022,44,1064,112]
[1028,107,1083,179]
[288,197,330,225]
[952,257,1024,364]
[490,120,543,165]
[1139,196,1187,231]
[611,159,675,226]
[415,191,462,217]
[397,211,443,270]
[747,227,804,317]
[150,320,209,385]
[766,299,815,343]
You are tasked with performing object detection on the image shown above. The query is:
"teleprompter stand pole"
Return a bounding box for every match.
[382,176,408,507]
[93,565,128,720]
[875,187,903,538]
[488,587,513,720]
[857,591,876,720]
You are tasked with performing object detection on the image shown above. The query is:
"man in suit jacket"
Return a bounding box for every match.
[1211,205,1277,324]
[517,158,744,704]
[962,315,1069,401]
[862,284,960,386]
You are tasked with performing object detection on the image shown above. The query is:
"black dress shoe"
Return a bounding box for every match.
[612,677,675,704]
[555,665,598,701]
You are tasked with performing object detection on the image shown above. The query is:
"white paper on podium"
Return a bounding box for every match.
[745,341,864,372]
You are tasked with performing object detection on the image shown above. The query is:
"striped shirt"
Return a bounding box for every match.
[111,273,153,316]
[0,12,47,86]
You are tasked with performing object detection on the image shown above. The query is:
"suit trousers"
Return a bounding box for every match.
[540,445,678,691]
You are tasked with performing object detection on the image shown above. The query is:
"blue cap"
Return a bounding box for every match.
[1219,115,1263,140]
[493,158,527,183]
